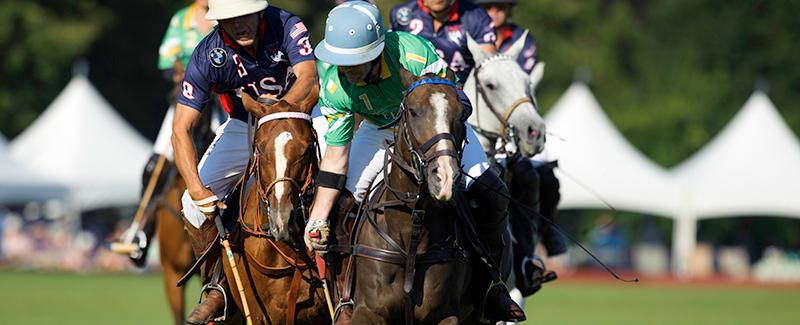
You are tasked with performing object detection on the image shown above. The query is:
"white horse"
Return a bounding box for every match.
[465,31,549,324]
[464,31,546,158]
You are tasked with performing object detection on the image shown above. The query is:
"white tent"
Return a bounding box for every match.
[670,91,800,275]
[537,82,682,217]
[673,91,800,218]
[1,133,67,204]
[9,75,151,211]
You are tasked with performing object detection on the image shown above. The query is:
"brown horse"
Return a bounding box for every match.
[345,71,476,324]
[217,93,329,324]
[155,174,196,324]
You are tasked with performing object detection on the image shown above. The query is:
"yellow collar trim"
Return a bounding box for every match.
[355,54,392,86]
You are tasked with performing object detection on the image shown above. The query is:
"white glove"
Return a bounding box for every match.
[304,218,331,254]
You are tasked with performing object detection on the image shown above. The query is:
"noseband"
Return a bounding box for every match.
[472,55,536,140]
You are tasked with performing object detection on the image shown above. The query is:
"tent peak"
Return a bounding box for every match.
[574,66,591,84]
[72,58,90,77]
[754,75,770,94]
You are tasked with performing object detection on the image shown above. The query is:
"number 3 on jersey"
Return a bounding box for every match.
[359,94,374,111]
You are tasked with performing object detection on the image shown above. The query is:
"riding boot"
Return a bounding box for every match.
[467,171,526,323]
[182,218,227,325]
[536,161,567,256]
[506,156,552,296]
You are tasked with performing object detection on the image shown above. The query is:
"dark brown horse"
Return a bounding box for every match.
[345,70,475,324]
[217,93,329,324]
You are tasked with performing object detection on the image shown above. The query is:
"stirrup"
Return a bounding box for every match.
[333,298,354,320]
[480,280,525,322]
[200,283,230,322]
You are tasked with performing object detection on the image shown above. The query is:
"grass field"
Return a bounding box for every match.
[1,271,798,324]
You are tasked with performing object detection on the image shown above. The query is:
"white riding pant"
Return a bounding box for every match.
[152,106,176,161]
[311,115,489,203]
[152,105,226,161]
[181,118,250,229]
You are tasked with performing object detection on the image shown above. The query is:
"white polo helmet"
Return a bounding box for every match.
[205,0,268,21]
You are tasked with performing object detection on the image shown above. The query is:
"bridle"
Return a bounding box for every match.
[471,54,536,142]
[347,77,469,325]
[240,111,318,239]
[381,78,463,191]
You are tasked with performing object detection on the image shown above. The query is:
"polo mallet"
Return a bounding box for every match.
[111,154,167,256]
[309,231,336,321]
[212,214,254,325]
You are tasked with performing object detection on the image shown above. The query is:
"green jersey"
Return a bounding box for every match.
[157,3,213,70]
[318,31,455,146]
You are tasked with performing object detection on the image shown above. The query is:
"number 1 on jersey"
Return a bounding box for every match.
[359,94,374,111]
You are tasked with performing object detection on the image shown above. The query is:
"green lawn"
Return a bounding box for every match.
[0,271,798,324]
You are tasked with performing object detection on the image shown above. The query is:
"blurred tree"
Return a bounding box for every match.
[0,0,110,137]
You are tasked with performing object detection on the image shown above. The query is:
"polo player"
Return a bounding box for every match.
[171,0,318,323]
[303,1,525,322]
[475,0,538,73]
[390,0,498,82]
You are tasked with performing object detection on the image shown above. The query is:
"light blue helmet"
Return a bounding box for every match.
[315,1,385,66]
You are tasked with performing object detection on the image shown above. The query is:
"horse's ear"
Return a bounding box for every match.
[466,33,488,65]
[272,99,295,113]
[505,30,529,61]
[400,67,420,89]
[444,68,457,83]
[241,91,269,118]
[529,61,546,95]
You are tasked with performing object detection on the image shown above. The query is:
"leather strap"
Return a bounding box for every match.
[286,268,303,325]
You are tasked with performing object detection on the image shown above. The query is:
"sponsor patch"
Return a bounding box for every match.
[396,7,412,26]
[208,48,227,68]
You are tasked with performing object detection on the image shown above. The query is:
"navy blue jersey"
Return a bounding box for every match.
[390,0,496,82]
[498,23,538,74]
[178,6,314,121]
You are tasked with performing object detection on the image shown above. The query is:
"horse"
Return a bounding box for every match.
[464,32,546,158]
[155,173,196,324]
[216,93,329,324]
[344,70,478,324]
[464,32,558,313]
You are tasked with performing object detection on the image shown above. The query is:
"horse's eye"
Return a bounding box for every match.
[408,107,419,117]
[486,83,496,90]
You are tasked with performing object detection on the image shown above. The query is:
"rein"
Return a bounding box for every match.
[472,54,535,141]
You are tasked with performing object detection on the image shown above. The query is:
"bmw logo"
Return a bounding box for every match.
[208,48,227,68]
